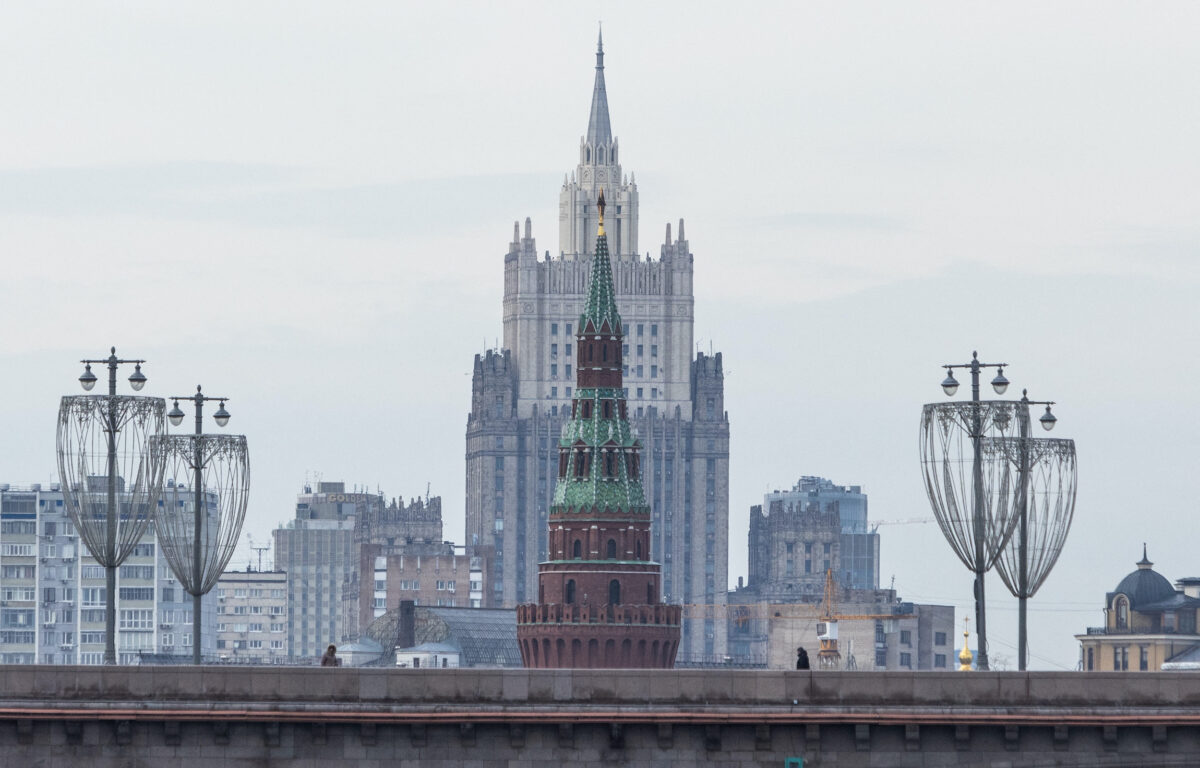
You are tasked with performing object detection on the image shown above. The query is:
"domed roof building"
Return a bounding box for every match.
[1077,546,1200,671]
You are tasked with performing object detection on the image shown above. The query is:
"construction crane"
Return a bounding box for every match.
[683,569,901,670]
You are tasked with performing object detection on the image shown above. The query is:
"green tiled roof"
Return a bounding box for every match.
[579,229,622,334]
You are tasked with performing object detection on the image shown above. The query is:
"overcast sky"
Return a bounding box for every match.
[1,2,1197,670]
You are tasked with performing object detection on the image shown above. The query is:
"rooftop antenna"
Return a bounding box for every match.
[426,481,431,501]
[247,533,270,572]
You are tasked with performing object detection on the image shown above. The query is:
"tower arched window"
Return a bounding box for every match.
[604,450,615,478]
[588,344,594,362]
[585,147,591,162]
[566,579,576,604]
[573,539,582,559]
[1116,596,1129,630]
[636,539,642,560]
[647,583,654,604]
[606,539,617,559]
[609,579,621,605]
[583,401,592,419]
[574,451,586,478]
[558,450,569,479]
[603,400,612,419]
[598,147,605,164]
[602,344,608,362]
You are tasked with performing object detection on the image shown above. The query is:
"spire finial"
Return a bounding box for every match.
[597,190,606,236]
[598,22,603,54]
[586,28,613,148]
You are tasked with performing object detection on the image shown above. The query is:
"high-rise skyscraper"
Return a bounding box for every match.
[466,32,729,661]
[517,191,681,668]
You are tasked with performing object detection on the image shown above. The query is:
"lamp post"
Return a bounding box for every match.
[991,390,1075,671]
[156,386,248,664]
[931,351,1010,672]
[58,348,165,664]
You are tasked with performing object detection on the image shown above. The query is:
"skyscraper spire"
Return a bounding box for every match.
[586,27,612,148]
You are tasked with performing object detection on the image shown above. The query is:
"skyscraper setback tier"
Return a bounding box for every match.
[517,191,680,668]
[465,32,729,662]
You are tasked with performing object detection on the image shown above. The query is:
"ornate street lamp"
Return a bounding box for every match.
[155,386,249,664]
[919,351,1015,671]
[57,348,166,664]
[990,391,1077,670]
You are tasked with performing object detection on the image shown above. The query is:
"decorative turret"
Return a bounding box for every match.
[517,192,680,668]
[958,618,974,671]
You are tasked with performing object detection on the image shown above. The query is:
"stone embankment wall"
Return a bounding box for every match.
[0,666,1198,766]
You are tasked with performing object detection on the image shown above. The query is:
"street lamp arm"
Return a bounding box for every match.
[943,361,1007,371]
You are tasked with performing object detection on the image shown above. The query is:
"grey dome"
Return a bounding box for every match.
[1113,549,1176,608]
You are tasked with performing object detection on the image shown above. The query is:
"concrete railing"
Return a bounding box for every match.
[0,666,1199,716]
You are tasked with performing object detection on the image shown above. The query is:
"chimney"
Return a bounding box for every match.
[398,600,416,649]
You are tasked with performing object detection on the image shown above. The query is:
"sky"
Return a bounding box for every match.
[1,2,1197,670]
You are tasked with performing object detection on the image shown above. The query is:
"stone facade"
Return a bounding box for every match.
[466,36,729,663]
[4,666,1200,767]
[751,477,880,593]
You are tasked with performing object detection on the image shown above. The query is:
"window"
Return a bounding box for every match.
[551,364,558,377]
[551,343,558,358]
[651,324,658,336]
[565,387,572,398]
[636,387,643,398]
[551,323,558,335]
[637,324,643,336]
[565,344,572,356]
[900,630,912,646]
[1140,645,1149,671]
[565,323,571,335]
[1115,596,1129,630]
[651,365,657,378]
[609,579,621,605]
[606,539,617,559]
[899,652,912,668]
[934,654,947,668]
[551,387,557,398]
[566,580,576,604]
[1,544,33,556]
[935,631,947,646]
[82,587,106,607]
[637,344,643,357]
[120,565,155,580]
[573,540,582,559]
[119,609,154,630]
[565,365,572,378]
[161,588,175,603]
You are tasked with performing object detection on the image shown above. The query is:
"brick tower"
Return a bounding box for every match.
[516,191,681,668]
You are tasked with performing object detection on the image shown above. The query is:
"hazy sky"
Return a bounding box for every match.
[2,3,1197,670]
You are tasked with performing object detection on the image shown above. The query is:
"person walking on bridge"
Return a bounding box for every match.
[321,644,341,667]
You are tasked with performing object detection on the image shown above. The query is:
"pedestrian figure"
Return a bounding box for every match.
[796,646,810,670]
[321,644,341,667]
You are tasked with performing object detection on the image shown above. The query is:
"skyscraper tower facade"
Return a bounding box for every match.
[466,33,729,662]
[517,192,680,668]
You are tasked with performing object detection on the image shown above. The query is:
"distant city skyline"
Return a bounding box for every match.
[0,4,1197,670]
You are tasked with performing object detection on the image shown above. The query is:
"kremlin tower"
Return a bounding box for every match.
[516,191,681,668]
